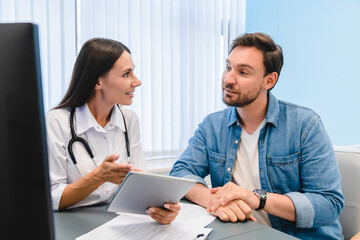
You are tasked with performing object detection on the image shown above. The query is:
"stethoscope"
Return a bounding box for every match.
[67,104,133,165]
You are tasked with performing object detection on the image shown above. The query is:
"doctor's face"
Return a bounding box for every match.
[99,51,141,106]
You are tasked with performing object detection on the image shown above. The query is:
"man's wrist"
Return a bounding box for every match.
[253,189,267,210]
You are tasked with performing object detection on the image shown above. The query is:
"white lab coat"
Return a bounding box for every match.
[45,104,146,210]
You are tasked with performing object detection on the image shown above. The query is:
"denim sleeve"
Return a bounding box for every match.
[293,116,344,228]
[285,192,314,228]
[170,120,210,187]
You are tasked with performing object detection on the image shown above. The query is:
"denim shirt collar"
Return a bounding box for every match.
[265,92,280,128]
[227,92,280,128]
[227,107,239,127]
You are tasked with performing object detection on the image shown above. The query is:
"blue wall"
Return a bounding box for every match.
[246,0,360,146]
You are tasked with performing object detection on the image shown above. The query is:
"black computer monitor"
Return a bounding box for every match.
[0,23,54,239]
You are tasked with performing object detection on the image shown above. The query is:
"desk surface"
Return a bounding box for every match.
[54,204,298,240]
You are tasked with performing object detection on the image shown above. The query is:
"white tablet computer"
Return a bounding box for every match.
[106,171,196,214]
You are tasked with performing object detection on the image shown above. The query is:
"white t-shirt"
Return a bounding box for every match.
[46,104,146,210]
[231,120,272,227]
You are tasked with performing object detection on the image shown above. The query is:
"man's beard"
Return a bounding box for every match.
[222,83,262,108]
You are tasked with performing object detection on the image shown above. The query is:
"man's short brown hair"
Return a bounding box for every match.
[230,33,283,90]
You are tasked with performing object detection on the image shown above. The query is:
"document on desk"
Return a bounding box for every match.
[174,202,216,228]
[76,202,215,240]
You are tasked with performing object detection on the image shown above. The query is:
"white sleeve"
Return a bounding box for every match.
[127,111,147,170]
[45,110,69,211]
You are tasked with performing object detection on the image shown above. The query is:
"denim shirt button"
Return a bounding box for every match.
[235,140,239,144]
[227,167,231,172]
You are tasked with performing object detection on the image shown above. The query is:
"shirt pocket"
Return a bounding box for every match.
[208,148,226,163]
[266,152,300,193]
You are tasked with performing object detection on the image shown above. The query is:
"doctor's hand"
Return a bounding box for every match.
[97,154,135,185]
[146,202,181,224]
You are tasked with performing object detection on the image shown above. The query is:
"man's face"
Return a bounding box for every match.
[222,46,267,107]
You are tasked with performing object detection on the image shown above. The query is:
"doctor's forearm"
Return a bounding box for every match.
[59,168,105,210]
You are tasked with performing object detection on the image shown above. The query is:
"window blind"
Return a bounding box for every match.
[0,0,245,156]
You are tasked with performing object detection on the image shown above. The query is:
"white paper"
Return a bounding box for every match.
[76,219,212,240]
[76,202,215,240]
[175,202,216,228]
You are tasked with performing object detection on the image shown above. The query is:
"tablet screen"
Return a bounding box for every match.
[107,171,196,214]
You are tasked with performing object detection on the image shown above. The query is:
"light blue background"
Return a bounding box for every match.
[245,0,360,145]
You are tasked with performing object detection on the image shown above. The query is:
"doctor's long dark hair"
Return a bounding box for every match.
[55,38,130,109]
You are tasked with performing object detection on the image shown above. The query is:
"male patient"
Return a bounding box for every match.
[170,32,344,239]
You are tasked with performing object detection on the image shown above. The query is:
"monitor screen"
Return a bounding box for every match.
[0,23,54,239]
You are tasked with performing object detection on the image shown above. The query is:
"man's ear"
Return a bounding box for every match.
[264,72,278,90]
[94,77,103,90]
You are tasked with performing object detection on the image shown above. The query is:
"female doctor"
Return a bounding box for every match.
[46,38,180,224]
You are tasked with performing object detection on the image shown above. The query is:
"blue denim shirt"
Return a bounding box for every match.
[170,93,344,239]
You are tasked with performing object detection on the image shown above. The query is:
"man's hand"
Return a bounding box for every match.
[209,199,256,222]
[207,182,259,212]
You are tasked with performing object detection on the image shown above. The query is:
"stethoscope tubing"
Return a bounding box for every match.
[67,104,130,165]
